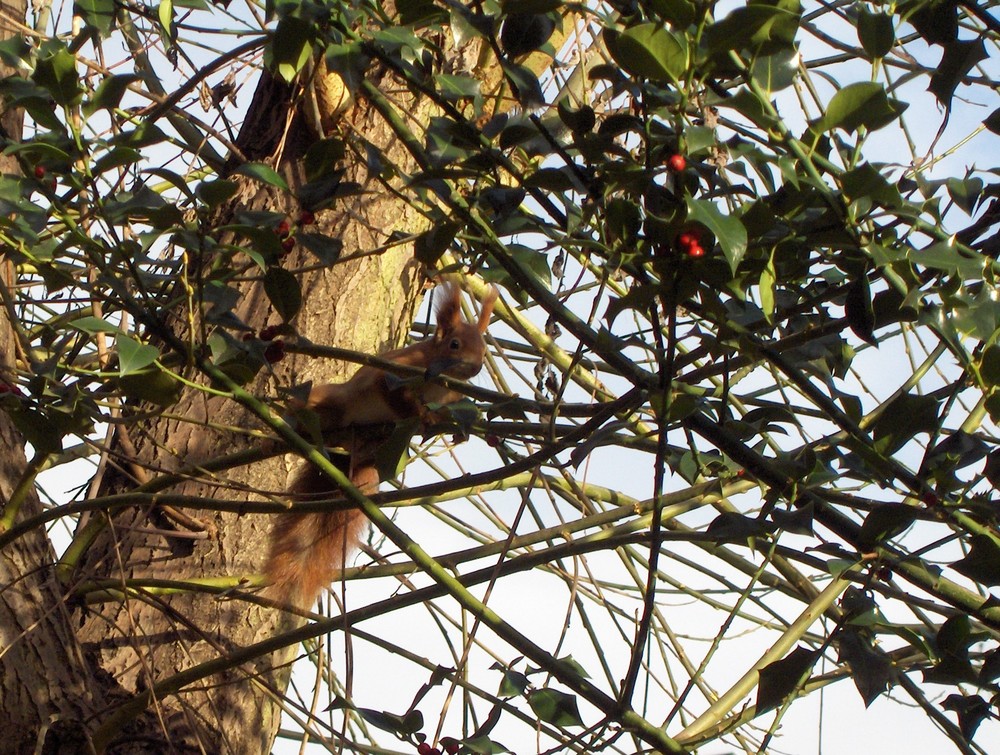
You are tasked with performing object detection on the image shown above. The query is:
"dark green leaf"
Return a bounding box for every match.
[845,275,876,345]
[435,73,481,104]
[496,667,530,697]
[233,162,290,191]
[702,2,801,58]
[266,16,314,83]
[397,0,447,26]
[605,197,642,246]
[984,107,1000,135]
[263,267,302,322]
[941,694,990,741]
[647,0,696,27]
[557,99,595,133]
[303,138,346,183]
[756,647,818,713]
[686,198,747,273]
[924,614,976,684]
[750,48,799,94]
[71,316,120,334]
[119,369,182,407]
[840,162,902,207]
[510,244,551,287]
[937,614,972,656]
[768,503,814,535]
[813,82,907,134]
[501,13,556,58]
[909,0,957,45]
[93,147,143,175]
[197,179,239,209]
[907,241,986,279]
[923,431,988,476]
[32,46,83,106]
[604,24,688,83]
[373,420,417,481]
[716,87,781,131]
[946,175,983,215]
[359,707,424,735]
[0,35,31,68]
[8,407,64,454]
[857,9,894,59]
[526,688,583,727]
[502,61,544,107]
[837,627,892,707]
[298,173,348,212]
[870,392,939,455]
[478,186,525,217]
[857,504,917,550]
[952,535,1000,586]
[298,232,343,265]
[979,647,1000,684]
[706,511,768,543]
[983,449,1000,487]
[461,735,513,754]
[116,334,160,376]
[929,38,986,109]
[75,0,117,37]
[414,221,461,266]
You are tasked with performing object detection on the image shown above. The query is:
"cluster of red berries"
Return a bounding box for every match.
[417,737,460,755]
[242,325,286,363]
[0,382,23,396]
[273,211,316,255]
[677,230,705,258]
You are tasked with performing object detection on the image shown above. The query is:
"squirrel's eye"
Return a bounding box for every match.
[450,338,461,350]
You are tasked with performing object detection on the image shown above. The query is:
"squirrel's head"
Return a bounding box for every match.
[430,283,498,379]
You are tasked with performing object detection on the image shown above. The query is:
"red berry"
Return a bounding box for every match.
[264,339,286,363]
[677,231,698,249]
[281,237,296,254]
[259,325,280,341]
[668,154,686,172]
[241,332,254,341]
[34,165,45,179]
[686,244,705,258]
[485,434,500,447]
[417,744,432,755]
[275,220,290,237]
[298,210,315,226]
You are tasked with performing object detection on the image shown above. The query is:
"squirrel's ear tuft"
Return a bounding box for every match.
[434,283,462,332]
[478,285,498,333]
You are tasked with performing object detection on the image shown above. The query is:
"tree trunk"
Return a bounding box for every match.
[0,3,110,752]
[68,61,445,751]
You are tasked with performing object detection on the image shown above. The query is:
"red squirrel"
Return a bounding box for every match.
[265,283,498,607]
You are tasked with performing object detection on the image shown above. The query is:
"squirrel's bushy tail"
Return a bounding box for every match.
[264,462,374,609]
